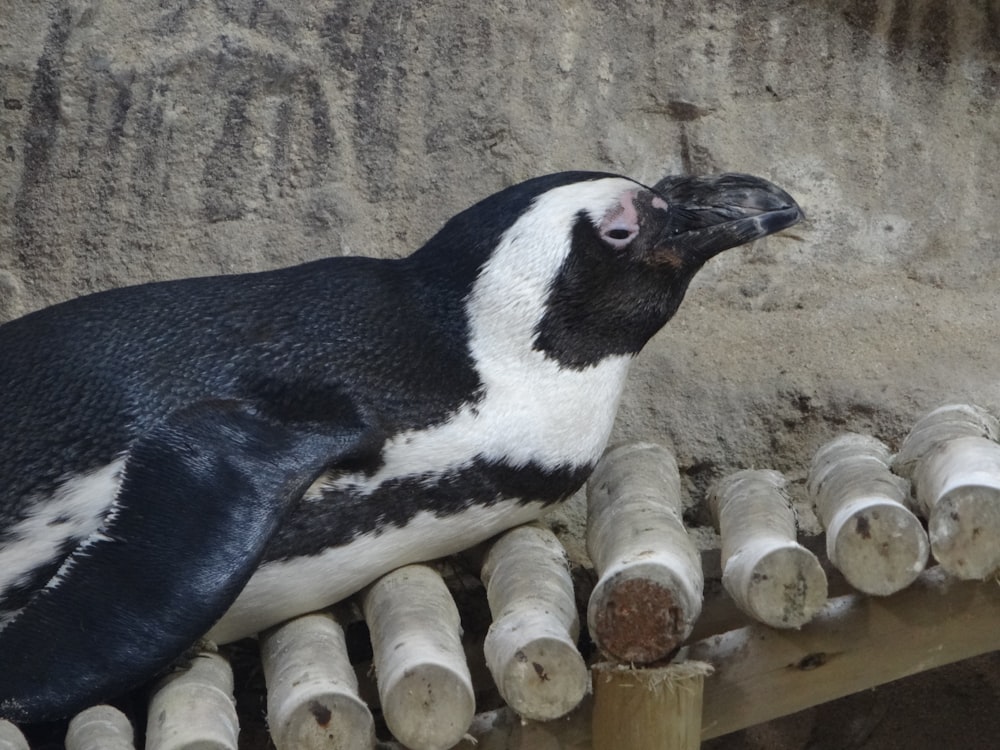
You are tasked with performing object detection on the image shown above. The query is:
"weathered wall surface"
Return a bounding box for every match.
[2,1,999,747]
[2,0,997,478]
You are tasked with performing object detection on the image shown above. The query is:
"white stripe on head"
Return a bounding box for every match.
[465,177,640,368]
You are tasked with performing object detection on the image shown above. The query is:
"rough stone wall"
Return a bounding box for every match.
[2,1,999,747]
[3,1,997,482]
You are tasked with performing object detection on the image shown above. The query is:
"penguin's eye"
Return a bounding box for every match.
[601,224,638,249]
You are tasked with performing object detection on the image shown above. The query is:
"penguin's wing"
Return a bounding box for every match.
[0,399,371,724]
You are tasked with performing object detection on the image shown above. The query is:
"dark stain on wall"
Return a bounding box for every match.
[12,2,72,268]
[203,94,251,222]
[351,1,413,196]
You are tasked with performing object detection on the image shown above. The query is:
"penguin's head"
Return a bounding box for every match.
[411,172,802,369]
[444,171,802,370]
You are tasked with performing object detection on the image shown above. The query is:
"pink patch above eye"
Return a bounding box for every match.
[651,195,669,211]
[600,191,640,248]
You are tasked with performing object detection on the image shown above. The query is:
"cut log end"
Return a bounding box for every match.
[487,634,590,722]
[589,575,691,663]
[381,663,475,750]
[828,501,929,595]
[930,485,1000,579]
[272,694,373,750]
[726,545,828,629]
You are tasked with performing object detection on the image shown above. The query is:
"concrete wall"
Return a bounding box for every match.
[2,1,999,746]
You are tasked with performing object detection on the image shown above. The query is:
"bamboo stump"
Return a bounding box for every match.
[586,443,704,663]
[710,470,827,628]
[808,433,928,595]
[592,662,711,750]
[362,564,474,750]
[894,404,1000,579]
[260,612,375,750]
[146,651,239,750]
[481,524,589,721]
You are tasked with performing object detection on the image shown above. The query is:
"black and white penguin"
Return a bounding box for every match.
[0,170,801,723]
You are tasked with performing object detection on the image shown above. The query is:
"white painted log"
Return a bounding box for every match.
[892,403,1000,481]
[586,443,704,663]
[260,612,375,750]
[893,404,1000,579]
[808,433,928,595]
[480,524,589,721]
[146,651,239,750]
[0,720,28,750]
[66,705,135,750]
[362,564,474,750]
[913,435,1000,579]
[710,470,827,628]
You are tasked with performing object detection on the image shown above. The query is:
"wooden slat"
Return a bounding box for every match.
[686,566,1000,740]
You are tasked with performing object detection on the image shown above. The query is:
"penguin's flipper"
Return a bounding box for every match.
[0,400,370,724]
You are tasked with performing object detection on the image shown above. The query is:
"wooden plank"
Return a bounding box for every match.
[685,566,1000,740]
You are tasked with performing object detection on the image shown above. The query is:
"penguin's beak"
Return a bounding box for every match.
[650,173,804,265]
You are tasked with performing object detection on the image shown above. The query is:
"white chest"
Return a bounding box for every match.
[329,352,634,496]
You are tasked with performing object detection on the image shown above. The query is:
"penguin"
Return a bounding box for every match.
[0,170,802,723]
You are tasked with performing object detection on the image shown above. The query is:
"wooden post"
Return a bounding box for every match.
[894,404,1000,579]
[592,662,710,750]
[710,470,827,628]
[146,651,239,750]
[260,612,375,750]
[362,564,474,750]
[481,524,589,721]
[65,705,135,750]
[808,433,928,595]
[0,720,28,750]
[586,443,704,663]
